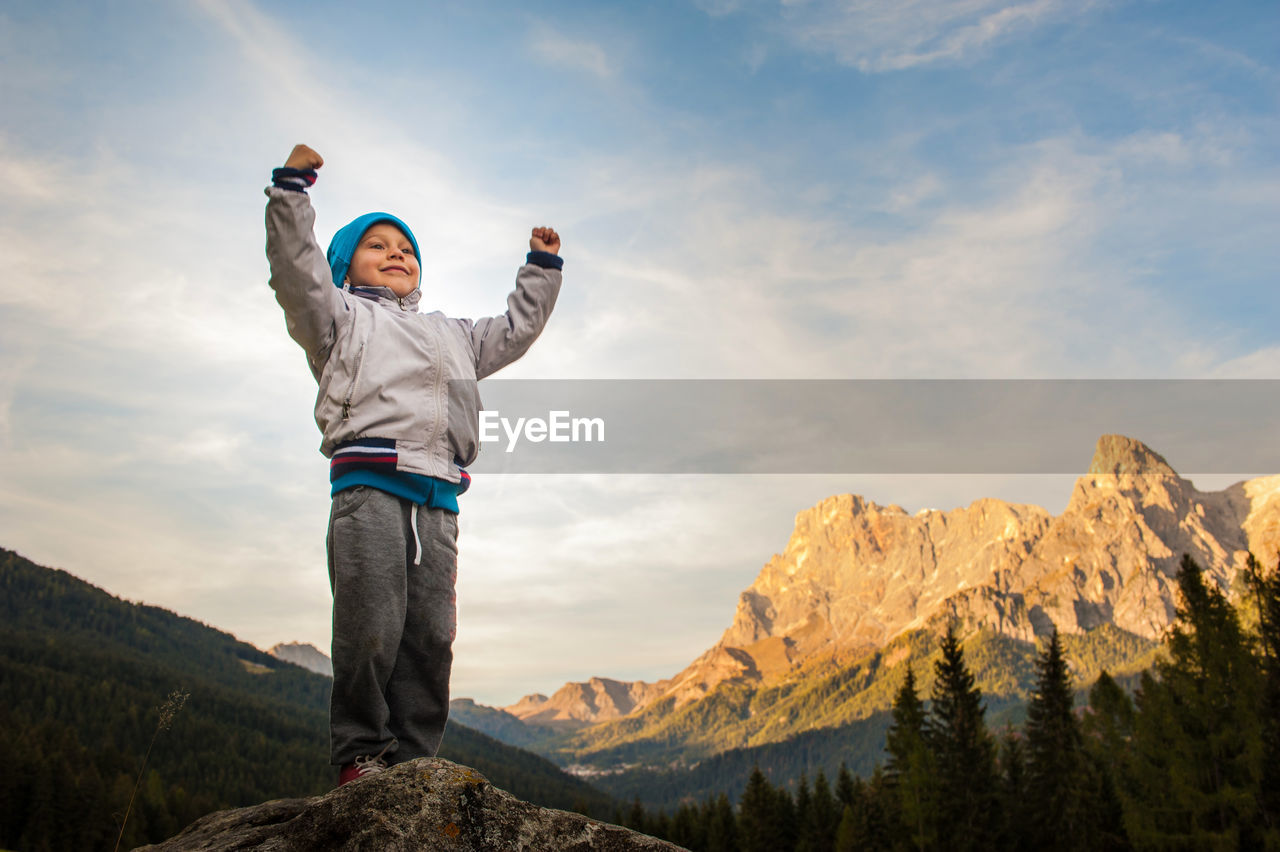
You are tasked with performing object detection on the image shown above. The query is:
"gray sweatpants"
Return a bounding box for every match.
[326,485,459,766]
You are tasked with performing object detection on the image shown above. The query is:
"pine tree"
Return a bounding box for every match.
[1127,554,1265,848]
[1245,550,1280,842]
[669,803,703,851]
[835,803,859,852]
[836,769,895,852]
[704,793,738,852]
[649,810,671,842]
[626,797,648,834]
[886,667,927,779]
[998,727,1030,851]
[811,770,840,850]
[771,784,798,852]
[864,766,897,851]
[886,665,937,850]
[1023,628,1094,850]
[1080,668,1138,852]
[928,625,999,851]
[1082,670,1134,752]
[835,763,856,810]
[795,774,815,852]
[740,766,790,852]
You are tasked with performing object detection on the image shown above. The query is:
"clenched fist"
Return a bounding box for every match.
[530,227,561,255]
[284,144,324,171]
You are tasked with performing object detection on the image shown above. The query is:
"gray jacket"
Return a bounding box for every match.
[264,186,562,483]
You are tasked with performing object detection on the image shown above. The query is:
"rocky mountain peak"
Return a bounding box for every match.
[509,435,1278,732]
[653,434,1275,709]
[504,678,667,729]
[1088,434,1178,476]
[267,642,333,677]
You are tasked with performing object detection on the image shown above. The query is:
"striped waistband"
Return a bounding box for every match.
[330,438,471,495]
[330,438,398,481]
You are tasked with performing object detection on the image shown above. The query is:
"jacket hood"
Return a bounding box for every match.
[326,212,422,290]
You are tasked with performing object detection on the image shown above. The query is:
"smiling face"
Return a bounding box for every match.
[345,223,420,298]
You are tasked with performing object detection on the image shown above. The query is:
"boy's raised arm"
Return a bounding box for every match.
[265,144,346,371]
[467,228,564,380]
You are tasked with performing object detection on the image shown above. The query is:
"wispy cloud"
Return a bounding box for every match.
[708,0,1101,71]
[693,0,747,16]
[537,115,1280,383]
[528,29,618,80]
[1168,33,1276,80]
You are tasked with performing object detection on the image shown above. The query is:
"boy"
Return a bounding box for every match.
[264,143,562,785]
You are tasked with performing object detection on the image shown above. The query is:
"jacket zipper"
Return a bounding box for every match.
[342,340,367,421]
[424,322,445,450]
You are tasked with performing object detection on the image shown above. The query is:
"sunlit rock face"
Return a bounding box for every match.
[660,435,1279,706]
[505,677,671,728]
[511,435,1279,720]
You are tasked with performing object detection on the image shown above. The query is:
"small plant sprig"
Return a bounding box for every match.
[114,689,189,852]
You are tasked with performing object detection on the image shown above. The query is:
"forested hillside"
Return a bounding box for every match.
[0,548,612,851]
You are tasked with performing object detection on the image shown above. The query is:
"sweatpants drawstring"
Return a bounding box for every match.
[410,503,423,566]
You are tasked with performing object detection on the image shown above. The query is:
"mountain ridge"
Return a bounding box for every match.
[494,435,1278,752]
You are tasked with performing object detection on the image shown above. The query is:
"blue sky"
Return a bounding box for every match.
[1,0,1276,706]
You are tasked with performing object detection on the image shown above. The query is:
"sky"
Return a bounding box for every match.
[1,0,1277,707]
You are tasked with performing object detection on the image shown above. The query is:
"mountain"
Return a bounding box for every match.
[502,435,1278,776]
[268,641,333,677]
[0,548,615,850]
[660,434,1276,706]
[449,698,549,749]
[503,677,670,730]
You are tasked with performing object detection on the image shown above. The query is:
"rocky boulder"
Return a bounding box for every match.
[135,758,685,851]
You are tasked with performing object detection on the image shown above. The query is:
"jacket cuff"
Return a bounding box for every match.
[272,167,318,193]
[526,250,563,270]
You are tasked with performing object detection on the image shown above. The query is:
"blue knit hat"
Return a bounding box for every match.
[326,212,422,289]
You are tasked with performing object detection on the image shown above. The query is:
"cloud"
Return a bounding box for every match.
[1169,34,1276,80]
[0,349,34,448]
[528,29,618,80]
[190,0,324,108]
[538,113,1279,382]
[704,0,1101,71]
[1204,346,1280,380]
[693,0,747,16]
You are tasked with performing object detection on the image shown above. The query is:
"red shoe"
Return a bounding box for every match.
[338,749,391,786]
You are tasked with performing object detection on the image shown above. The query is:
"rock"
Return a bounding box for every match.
[135,758,685,852]
[1088,433,1178,476]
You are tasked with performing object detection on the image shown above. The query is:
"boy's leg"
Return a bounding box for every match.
[384,505,459,763]
[326,486,409,765]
